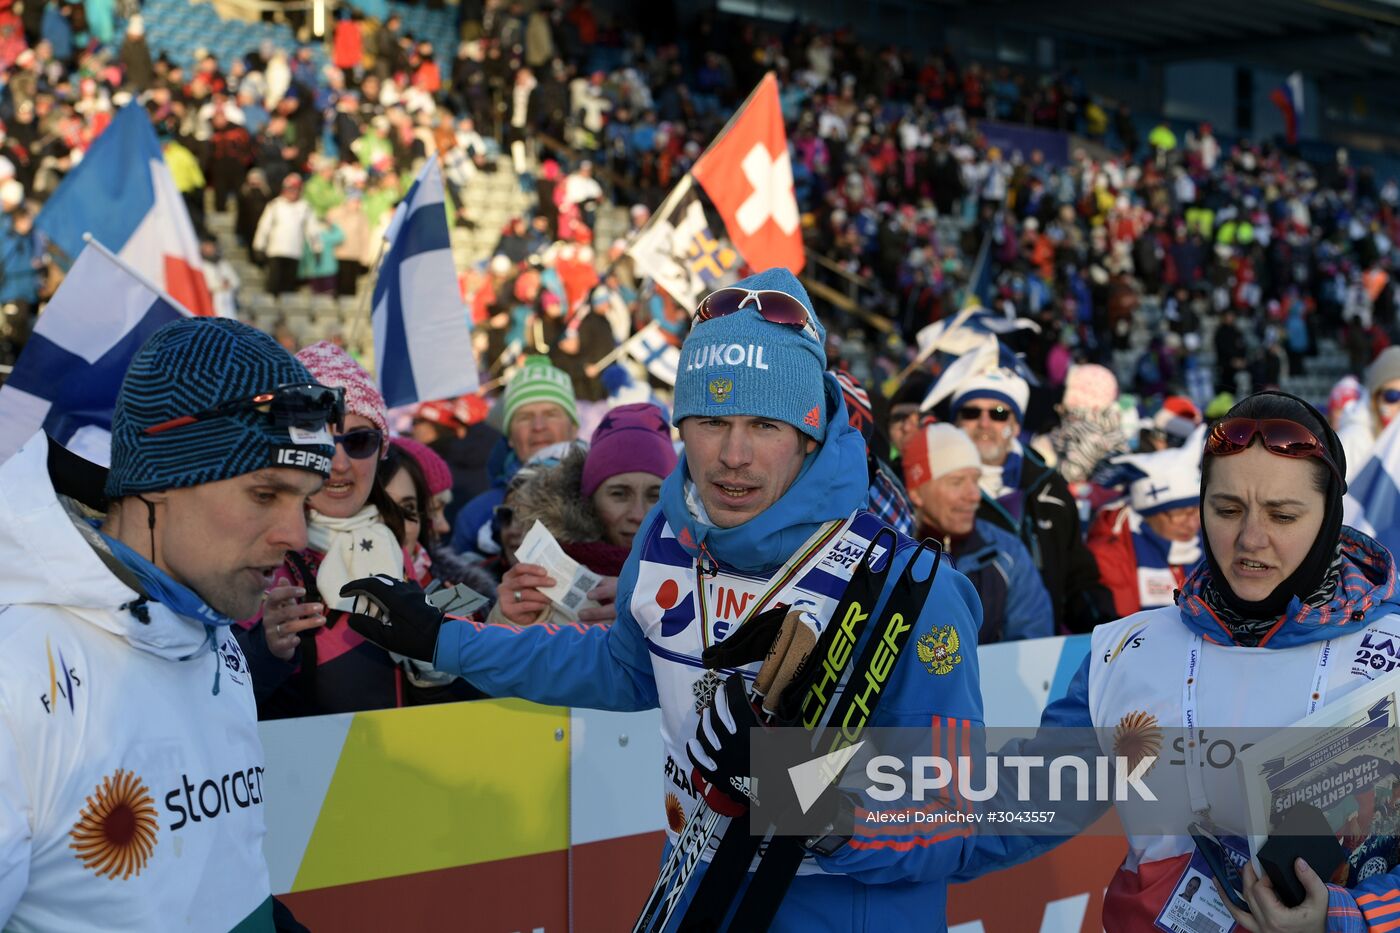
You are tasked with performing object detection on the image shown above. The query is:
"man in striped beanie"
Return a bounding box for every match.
[0,316,336,931]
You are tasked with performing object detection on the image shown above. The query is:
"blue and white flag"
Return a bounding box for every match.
[371,156,477,408]
[0,239,188,464]
[622,321,680,385]
[1344,418,1400,556]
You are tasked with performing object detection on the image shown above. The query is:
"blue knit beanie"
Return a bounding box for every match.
[673,269,828,440]
[105,317,336,498]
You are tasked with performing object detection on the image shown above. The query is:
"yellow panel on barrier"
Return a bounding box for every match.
[292,698,570,891]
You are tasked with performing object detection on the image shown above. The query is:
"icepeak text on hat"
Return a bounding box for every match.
[684,343,771,372]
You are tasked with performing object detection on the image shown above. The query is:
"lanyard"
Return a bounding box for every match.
[1182,633,1332,814]
[694,519,846,651]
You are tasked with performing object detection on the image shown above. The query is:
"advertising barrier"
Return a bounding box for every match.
[265,635,1124,931]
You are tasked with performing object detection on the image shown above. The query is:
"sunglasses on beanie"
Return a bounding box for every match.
[144,383,345,436]
[695,287,819,339]
[1205,418,1343,484]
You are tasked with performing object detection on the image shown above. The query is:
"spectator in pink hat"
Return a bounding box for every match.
[238,341,409,717]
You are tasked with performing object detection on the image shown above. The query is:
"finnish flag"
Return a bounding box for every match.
[371,157,478,408]
[0,239,188,464]
[623,322,681,385]
[1344,418,1400,557]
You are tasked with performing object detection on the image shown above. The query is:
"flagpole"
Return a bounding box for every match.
[78,233,198,317]
[346,236,388,355]
[551,76,774,388]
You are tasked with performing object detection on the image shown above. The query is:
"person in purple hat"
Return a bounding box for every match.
[494,402,678,626]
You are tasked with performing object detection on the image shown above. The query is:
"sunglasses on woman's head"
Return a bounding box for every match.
[695,287,818,338]
[335,428,383,460]
[956,404,1013,423]
[1205,418,1343,484]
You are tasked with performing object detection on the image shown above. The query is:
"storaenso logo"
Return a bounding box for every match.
[164,766,266,831]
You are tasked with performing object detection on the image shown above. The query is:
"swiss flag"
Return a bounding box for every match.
[691,73,805,274]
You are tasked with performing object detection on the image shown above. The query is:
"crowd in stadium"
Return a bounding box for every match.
[0,0,1397,709]
[13,0,1400,928]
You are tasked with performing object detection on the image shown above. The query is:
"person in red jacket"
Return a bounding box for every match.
[1086,444,1203,619]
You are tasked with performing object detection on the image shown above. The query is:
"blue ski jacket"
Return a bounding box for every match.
[433,375,986,930]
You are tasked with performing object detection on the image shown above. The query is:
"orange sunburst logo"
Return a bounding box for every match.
[69,769,159,880]
[1113,711,1163,776]
[665,793,686,834]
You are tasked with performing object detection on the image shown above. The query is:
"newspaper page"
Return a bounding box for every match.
[1236,675,1400,885]
[516,520,604,616]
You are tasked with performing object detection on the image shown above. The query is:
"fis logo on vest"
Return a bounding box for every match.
[164,766,266,831]
[1353,628,1400,679]
[683,343,770,372]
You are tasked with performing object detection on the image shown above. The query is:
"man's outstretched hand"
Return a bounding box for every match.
[341,575,444,664]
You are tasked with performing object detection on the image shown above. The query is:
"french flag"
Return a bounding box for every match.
[35,104,214,316]
[1270,72,1305,145]
[0,239,189,464]
[372,156,477,407]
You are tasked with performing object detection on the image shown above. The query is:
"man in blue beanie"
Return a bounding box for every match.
[0,317,339,930]
[342,270,987,931]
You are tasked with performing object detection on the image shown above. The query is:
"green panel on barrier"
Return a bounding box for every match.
[292,698,570,891]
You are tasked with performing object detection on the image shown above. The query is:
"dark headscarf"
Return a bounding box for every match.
[1200,390,1348,623]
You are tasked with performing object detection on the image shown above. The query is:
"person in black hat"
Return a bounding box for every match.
[954,391,1400,931]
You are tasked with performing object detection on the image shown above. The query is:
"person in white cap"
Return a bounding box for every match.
[951,367,1113,633]
[1086,446,1203,619]
[903,423,1052,642]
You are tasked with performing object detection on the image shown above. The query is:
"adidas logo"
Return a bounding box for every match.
[804,406,821,428]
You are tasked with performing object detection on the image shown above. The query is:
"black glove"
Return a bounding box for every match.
[340,575,444,664]
[686,672,760,816]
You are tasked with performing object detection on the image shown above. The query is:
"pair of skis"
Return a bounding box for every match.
[633,529,941,932]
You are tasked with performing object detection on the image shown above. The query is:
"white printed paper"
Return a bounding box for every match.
[517,521,603,615]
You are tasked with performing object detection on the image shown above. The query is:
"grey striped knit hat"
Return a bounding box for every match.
[105,317,336,497]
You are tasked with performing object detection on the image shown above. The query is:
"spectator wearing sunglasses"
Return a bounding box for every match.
[238,341,408,718]
[0,318,334,930]
[954,391,1400,931]
[1336,346,1400,484]
[449,355,580,560]
[952,369,1113,634]
[903,423,1051,642]
[339,269,986,928]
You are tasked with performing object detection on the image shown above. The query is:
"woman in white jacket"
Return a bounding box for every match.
[252,173,313,295]
[958,390,1400,933]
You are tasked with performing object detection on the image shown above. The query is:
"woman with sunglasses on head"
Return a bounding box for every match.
[238,341,412,718]
[954,390,1400,933]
